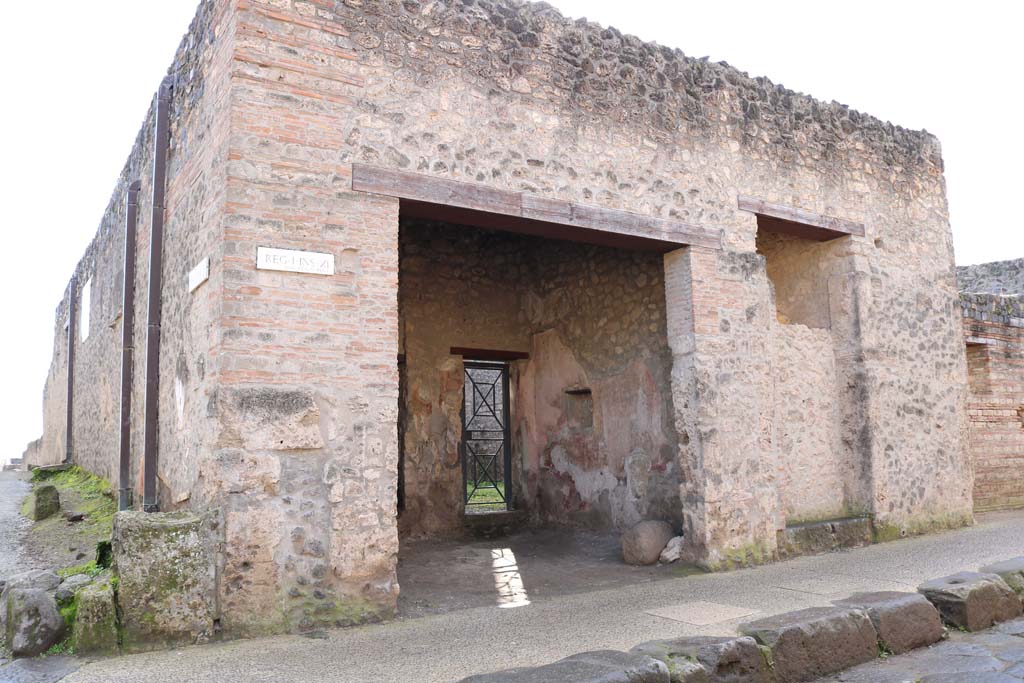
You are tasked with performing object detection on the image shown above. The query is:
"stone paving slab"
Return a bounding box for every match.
[0,656,80,683]
[644,601,757,626]
[833,591,944,654]
[919,572,1023,631]
[459,650,668,682]
[816,618,1024,682]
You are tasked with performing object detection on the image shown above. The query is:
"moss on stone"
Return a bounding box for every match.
[72,581,120,656]
[671,564,709,578]
[872,522,902,544]
[704,540,778,572]
[26,466,116,556]
[58,560,103,579]
[114,510,218,653]
[284,591,395,633]
[872,512,974,544]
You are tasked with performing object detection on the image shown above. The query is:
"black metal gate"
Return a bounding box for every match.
[462,361,511,513]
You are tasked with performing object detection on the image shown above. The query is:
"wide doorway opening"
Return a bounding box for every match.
[394,212,686,615]
[356,166,707,617]
[396,216,680,536]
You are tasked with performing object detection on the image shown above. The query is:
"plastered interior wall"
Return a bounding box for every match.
[398,219,679,537]
[962,293,1024,511]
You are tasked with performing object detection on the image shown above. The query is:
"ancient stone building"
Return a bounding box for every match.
[30,0,975,636]
[959,259,1024,512]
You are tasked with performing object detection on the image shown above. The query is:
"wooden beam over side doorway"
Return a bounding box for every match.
[738,195,866,241]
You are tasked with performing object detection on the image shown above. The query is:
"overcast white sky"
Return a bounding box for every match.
[0,0,1021,465]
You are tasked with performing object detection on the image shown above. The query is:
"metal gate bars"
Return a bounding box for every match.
[462,361,512,513]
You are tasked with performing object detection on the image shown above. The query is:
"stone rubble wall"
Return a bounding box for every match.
[962,291,1024,511]
[398,219,679,536]
[19,440,41,471]
[958,258,1024,296]
[770,323,848,523]
[179,0,972,613]
[34,0,973,635]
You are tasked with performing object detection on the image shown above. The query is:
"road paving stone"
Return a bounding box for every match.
[818,618,1024,681]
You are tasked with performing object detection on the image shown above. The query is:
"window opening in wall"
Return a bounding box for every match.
[80,278,92,341]
[743,197,863,331]
[755,229,833,329]
[462,360,512,514]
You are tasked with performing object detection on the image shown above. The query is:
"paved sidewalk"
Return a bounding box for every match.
[819,619,1024,682]
[62,510,1024,683]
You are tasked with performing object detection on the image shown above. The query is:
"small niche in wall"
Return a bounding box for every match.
[564,387,593,430]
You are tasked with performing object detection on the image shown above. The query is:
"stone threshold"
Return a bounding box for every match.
[777,516,873,560]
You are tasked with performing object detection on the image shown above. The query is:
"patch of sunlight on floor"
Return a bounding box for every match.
[491,547,531,608]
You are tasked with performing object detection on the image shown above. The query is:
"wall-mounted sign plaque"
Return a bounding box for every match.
[256,247,335,276]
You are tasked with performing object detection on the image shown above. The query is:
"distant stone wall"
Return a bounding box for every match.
[958,258,1024,296]
[20,439,41,471]
[962,289,1024,512]
[38,0,232,511]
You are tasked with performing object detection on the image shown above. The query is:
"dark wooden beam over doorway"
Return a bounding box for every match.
[738,196,865,242]
[450,347,530,362]
[351,164,722,252]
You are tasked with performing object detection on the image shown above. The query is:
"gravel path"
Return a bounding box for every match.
[0,469,35,578]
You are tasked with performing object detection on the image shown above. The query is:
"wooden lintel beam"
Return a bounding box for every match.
[738,196,865,240]
[351,164,722,250]
[450,347,530,361]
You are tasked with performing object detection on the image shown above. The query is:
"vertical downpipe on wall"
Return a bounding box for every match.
[119,181,142,510]
[64,275,78,465]
[142,76,173,512]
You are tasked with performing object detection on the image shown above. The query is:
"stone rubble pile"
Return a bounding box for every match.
[0,568,117,658]
[2,508,222,661]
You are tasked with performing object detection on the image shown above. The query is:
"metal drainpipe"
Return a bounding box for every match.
[64,275,78,465]
[142,76,173,512]
[118,180,142,511]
